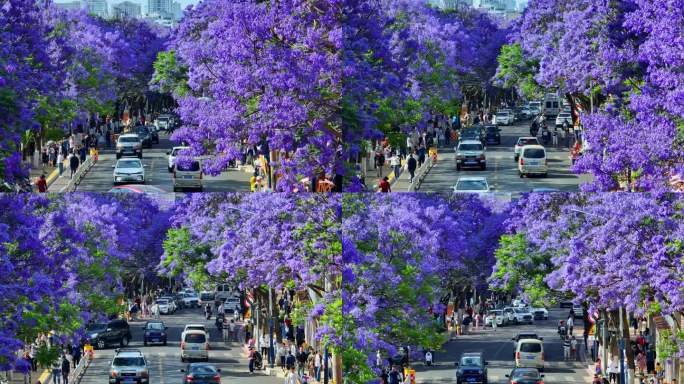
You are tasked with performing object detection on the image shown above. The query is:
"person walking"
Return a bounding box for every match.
[61,354,70,384]
[378,177,391,193]
[315,351,322,382]
[491,314,498,332]
[69,151,80,179]
[389,153,401,180]
[286,349,297,372]
[388,366,401,384]
[571,336,579,361]
[608,357,619,383]
[248,346,256,374]
[567,314,574,336]
[563,336,571,361]
[51,356,62,384]
[407,154,417,184]
[35,174,47,193]
[260,334,269,364]
[284,366,301,384]
[56,150,64,177]
[296,346,308,378]
[229,320,236,342]
[552,128,559,148]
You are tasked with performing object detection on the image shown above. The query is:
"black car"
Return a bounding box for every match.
[146,125,160,144]
[505,368,544,384]
[135,126,153,148]
[460,126,486,144]
[86,319,131,349]
[455,352,488,384]
[179,363,221,384]
[143,321,168,346]
[484,125,501,145]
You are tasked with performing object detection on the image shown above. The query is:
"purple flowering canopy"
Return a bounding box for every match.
[341,193,505,382]
[511,0,684,191]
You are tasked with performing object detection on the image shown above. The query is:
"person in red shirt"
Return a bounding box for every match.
[35,174,48,193]
[378,176,391,193]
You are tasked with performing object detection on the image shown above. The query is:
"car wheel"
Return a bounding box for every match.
[514,155,519,162]
[97,339,106,349]
[514,318,519,324]
[163,340,167,346]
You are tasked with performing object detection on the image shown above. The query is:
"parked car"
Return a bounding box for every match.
[113,159,145,185]
[484,125,501,145]
[173,159,203,192]
[199,291,215,306]
[181,330,209,362]
[143,321,168,346]
[521,107,532,119]
[559,301,574,308]
[514,137,540,162]
[455,140,486,171]
[453,177,490,194]
[109,348,149,384]
[167,146,190,172]
[116,134,143,159]
[160,296,178,313]
[155,299,172,315]
[505,368,544,384]
[485,310,505,327]
[455,352,488,384]
[179,363,222,384]
[518,145,548,178]
[86,319,131,350]
[515,339,544,370]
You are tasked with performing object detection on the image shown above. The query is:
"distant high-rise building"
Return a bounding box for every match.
[112,1,141,19]
[86,0,108,17]
[171,1,182,20]
[55,1,84,11]
[148,0,172,17]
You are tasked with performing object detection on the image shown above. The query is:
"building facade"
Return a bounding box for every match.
[86,0,108,17]
[55,1,84,11]
[112,1,141,19]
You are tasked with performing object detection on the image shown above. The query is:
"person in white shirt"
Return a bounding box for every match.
[390,154,401,179]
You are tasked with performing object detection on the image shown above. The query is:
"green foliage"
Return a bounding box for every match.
[494,43,543,100]
[152,50,190,96]
[161,227,216,290]
[489,233,556,306]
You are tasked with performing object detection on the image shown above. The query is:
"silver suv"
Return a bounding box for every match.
[455,140,486,171]
[109,348,149,384]
[116,134,143,159]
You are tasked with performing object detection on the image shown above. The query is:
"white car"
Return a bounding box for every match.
[512,308,534,324]
[455,140,486,171]
[496,110,513,125]
[113,158,145,185]
[167,146,190,172]
[181,324,207,342]
[155,299,171,314]
[532,307,549,320]
[485,310,505,327]
[160,296,177,313]
[453,176,490,194]
[181,293,199,308]
[515,339,545,370]
[518,145,548,178]
[555,112,572,127]
[514,137,540,161]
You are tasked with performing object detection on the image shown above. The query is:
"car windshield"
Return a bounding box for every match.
[460,356,482,366]
[156,299,168,304]
[456,180,487,191]
[177,161,200,172]
[87,323,107,332]
[512,370,540,379]
[496,112,508,116]
[136,127,149,134]
[518,138,539,146]
[459,144,482,151]
[523,148,545,159]
[518,334,538,340]
[489,310,502,315]
[190,365,218,374]
[559,113,570,118]
[200,293,213,300]
[119,136,139,143]
[146,322,164,330]
[486,127,498,133]
[513,308,528,313]
[117,160,141,169]
[113,357,145,366]
[520,343,542,353]
[185,333,206,343]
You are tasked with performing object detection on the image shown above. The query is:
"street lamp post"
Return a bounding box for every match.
[269,286,275,368]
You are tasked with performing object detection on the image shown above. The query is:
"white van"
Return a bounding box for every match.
[180,330,209,362]
[515,338,544,370]
[215,284,236,302]
[543,94,560,117]
[518,145,548,178]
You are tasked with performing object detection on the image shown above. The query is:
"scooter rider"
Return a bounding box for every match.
[425,350,433,366]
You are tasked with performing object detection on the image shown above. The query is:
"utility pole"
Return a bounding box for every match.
[619,307,626,384]
[269,286,274,368]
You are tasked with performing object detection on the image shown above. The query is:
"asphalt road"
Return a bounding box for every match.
[76,132,251,193]
[419,119,591,194]
[79,306,281,384]
[413,307,591,384]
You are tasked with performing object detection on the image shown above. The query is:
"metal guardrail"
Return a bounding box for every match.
[59,156,95,192]
[408,157,434,192]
